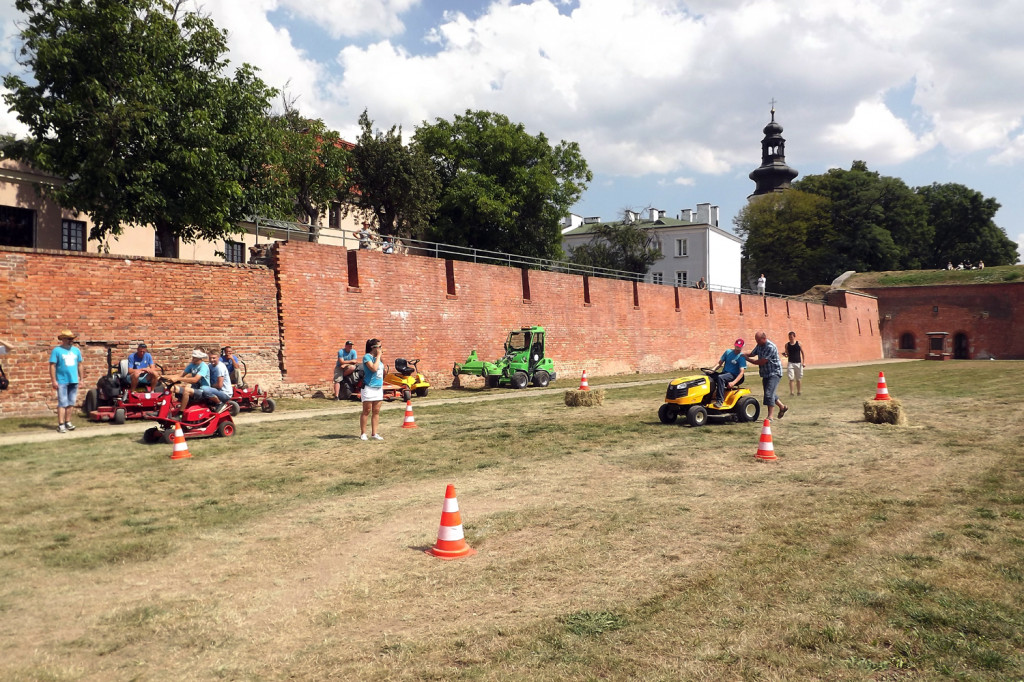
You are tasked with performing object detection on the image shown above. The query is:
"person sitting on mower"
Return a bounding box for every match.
[711,338,747,408]
[163,349,211,418]
[220,346,242,387]
[334,340,359,399]
[126,342,160,392]
[202,349,233,413]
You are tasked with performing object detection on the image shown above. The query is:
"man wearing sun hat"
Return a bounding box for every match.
[710,338,747,408]
[49,329,84,433]
[163,349,211,418]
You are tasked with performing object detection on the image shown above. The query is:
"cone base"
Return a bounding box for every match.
[873,395,891,401]
[425,546,476,560]
[755,454,778,462]
[402,423,418,429]
[170,453,192,460]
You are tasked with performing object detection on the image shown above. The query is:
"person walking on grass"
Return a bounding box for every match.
[49,330,84,433]
[744,331,789,422]
[359,338,385,441]
[783,331,806,396]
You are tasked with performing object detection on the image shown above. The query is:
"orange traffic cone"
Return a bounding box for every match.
[874,371,891,401]
[169,422,192,460]
[402,400,418,429]
[578,369,590,391]
[425,484,476,560]
[755,418,777,462]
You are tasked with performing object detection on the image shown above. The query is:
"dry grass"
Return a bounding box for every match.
[1,361,1022,680]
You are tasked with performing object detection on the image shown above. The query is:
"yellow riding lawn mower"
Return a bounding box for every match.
[658,368,761,427]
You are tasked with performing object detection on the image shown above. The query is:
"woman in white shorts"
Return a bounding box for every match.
[359,338,385,440]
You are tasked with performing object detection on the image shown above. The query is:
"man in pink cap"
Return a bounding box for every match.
[710,338,747,408]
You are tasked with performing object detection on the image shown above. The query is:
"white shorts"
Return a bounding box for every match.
[787,363,803,380]
[361,385,384,402]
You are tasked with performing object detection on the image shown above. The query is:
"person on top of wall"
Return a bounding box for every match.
[49,329,84,433]
[756,273,766,296]
[125,342,161,392]
[696,276,707,290]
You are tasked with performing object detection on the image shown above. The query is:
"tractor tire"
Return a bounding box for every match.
[485,375,500,388]
[415,387,428,398]
[686,405,709,427]
[658,404,678,424]
[261,398,276,413]
[402,388,413,402]
[113,408,127,425]
[217,420,235,437]
[143,427,162,444]
[83,389,98,417]
[510,371,529,389]
[531,370,550,388]
[227,401,240,417]
[735,396,761,423]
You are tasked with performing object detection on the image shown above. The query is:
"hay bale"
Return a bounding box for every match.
[863,398,907,425]
[564,389,604,407]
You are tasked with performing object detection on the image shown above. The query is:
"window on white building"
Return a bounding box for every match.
[675,271,688,287]
[675,238,688,257]
[652,272,663,285]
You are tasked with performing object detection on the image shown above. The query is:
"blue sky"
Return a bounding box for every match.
[3,0,1023,261]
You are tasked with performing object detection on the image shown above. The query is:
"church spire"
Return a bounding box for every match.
[748,103,799,198]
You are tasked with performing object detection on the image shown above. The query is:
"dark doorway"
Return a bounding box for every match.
[953,333,969,359]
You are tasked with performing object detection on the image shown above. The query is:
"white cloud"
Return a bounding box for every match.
[823,99,935,164]
[278,0,419,39]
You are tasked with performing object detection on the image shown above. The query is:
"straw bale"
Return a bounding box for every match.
[564,389,605,407]
[863,398,907,425]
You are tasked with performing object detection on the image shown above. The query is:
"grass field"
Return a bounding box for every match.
[1,361,1022,680]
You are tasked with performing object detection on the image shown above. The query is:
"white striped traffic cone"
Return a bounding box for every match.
[578,369,590,391]
[425,484,476,560]
[755,419,777,462]
[402,400,418,429]
[874,372,891,401]
[169,422,191,460]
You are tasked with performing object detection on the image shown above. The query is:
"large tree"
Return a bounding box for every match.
[345,109,438,238]
[3,0,278,256]
[567,219,663,275]
[413,110,591,260]
[915,182,1019,267]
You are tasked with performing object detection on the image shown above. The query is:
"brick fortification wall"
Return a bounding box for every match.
[859,283,1024,359]
[0,248,281,417]
[1,242,883,417]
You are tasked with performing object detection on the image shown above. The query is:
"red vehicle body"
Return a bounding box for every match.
[84,351,167,424]
[143,387,236,443]
[223,354,275,414]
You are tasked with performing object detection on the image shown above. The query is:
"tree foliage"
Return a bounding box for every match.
[567,219,663,274]
[345,109,439,238]
[2,0,278,255]
[915,182,1018,267]
[413,110,591,260]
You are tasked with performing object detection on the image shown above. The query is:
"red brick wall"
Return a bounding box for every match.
[859,283,1024,359]
[1,242,883,417]
[0,248,280,418]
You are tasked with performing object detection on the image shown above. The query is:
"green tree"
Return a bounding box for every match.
[3,0,278,256]
[268,105,352,241]
[567,219,663,275]
[413,110,592,260]
[915,182,1019,267]
[345,109,439,238]
[733,190,834,295]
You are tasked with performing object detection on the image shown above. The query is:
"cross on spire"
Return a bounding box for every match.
[769,97,777,120]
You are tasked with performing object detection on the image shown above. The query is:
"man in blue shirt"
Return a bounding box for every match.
[711,338,747,408]
[745,331,789,421]
[49,329,84,433]
[126,342,160,392]
[334,340,359,399]
[203,349,233,413]
[165,349,211,418]
[220,345,242,387]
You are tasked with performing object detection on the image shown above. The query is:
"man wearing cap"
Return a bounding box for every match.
[745,331,790,421]
[711,338,747,408]
[334,340,359,399]
[126,343,160,392]
[164,350,211,417]
[49,330,84,433]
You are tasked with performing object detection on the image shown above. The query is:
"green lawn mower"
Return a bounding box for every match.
[453,326,556,389]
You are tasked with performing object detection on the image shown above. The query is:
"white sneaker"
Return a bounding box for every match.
[64,422,76,431]
[360,433,368,441]
[57,424,67,433]
[371,434,384,441]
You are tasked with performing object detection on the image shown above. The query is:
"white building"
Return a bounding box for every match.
[561,203,743,291]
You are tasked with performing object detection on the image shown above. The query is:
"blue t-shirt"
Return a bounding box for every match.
[338,348,357,363]
[209,361,232,394]
[128,352,153,370]
[184,361,211,389]
[50,345,83,385]
[362,353,384,388]
[718,348,747,377]
[220,354,238,374]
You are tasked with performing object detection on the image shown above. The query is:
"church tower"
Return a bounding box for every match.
[748,105,799,198]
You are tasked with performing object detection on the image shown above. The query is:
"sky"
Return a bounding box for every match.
[2,0,1023,261]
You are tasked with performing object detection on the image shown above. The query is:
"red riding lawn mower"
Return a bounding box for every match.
[223,352,275,415]
[83,348,167,424]
[142,379,237,443]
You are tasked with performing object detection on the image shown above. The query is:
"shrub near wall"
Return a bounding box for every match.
[0,247,281,418]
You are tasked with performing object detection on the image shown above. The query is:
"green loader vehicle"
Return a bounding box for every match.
[453,326,557,389]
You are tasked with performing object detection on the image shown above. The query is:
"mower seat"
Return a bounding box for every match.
[394,358,414,376]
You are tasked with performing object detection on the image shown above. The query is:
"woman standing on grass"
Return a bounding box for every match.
[359,338,385,441]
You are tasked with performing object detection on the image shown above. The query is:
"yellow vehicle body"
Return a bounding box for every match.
[384,358,430,400]
[659,369,760,427]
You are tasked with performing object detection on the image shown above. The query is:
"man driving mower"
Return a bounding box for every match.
[710,338,747,408]
[162,349,211,419]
